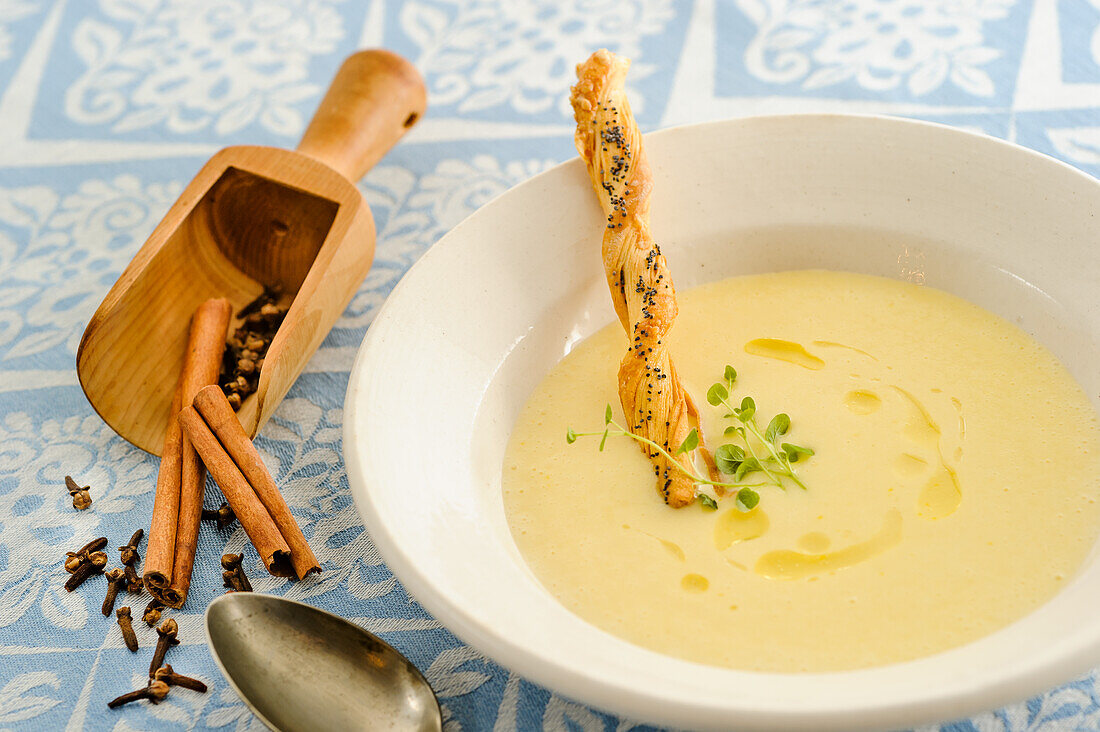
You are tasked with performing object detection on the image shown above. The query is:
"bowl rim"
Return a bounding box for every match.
[344,112,1100,731]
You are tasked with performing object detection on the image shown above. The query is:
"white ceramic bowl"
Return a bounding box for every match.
[344,115,1100,731]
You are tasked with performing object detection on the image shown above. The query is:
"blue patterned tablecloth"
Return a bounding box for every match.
[2,1,1099,729]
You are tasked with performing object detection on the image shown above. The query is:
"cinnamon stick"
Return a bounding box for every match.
[143,384,183,595]
[194,385,320,579]
[178,405,293,576]
[146,298,231,608]
[162,440,204,608]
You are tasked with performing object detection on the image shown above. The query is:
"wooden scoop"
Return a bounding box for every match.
[77,50,426,455]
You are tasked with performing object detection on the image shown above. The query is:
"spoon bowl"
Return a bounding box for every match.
[204,593,441,732]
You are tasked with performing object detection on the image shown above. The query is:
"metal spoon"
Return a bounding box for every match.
[205,593,442,731]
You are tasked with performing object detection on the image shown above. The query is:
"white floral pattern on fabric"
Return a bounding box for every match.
[0,176,180,361]
[740,0,1015,96]
[339,155,555,329]
[399,0,674,115]
[64,0,347,136]
[364,155,555,262]
[0,1,42,62]
[0,412,153,629]
[0,672,61,724]
[968,684,1098,731]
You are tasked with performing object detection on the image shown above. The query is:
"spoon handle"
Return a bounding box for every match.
[296,50,427,183]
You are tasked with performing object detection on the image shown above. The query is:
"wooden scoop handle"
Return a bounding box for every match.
[296,50,426,182]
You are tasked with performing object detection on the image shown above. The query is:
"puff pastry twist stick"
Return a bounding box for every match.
[570,50,711,507]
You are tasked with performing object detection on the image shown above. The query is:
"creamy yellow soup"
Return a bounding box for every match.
[502,270,1100,672]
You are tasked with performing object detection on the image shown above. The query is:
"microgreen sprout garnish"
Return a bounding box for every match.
[705,366,813,493]
[567,364,814,511]
[568,411,755,498]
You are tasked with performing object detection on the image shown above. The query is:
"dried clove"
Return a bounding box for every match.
[65,536,108,572]
[76,536,109,555]
[222,569,244,592]
[153,664,207,693]
[118,529,143,566]
[143,598,164,626]
[221,553,252,592]
[149,618,179,677]
[65,550,107,591]
[202,502,235,528]
[64,475,92,510]
[259,302,280,316]
[124,565,143,593]
[259,302,283,322]
[220,292,287,408]
[236,285,282,319]
[116,607,138,652]
[107,679,169,709]
[102,569,126,616]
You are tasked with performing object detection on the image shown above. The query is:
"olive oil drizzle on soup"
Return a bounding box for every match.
[502,270,1100,672]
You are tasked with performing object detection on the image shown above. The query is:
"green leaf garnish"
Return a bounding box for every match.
[781,443,814,462]
[734,457,761,481]
[765,413,790,442]
[736,396,756,422]
[677,428,699,455]
[714,443,745,474]
[717,443,745,462]
[706,383,728,407]
[567,363,814,510]
[736,488,760,512]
